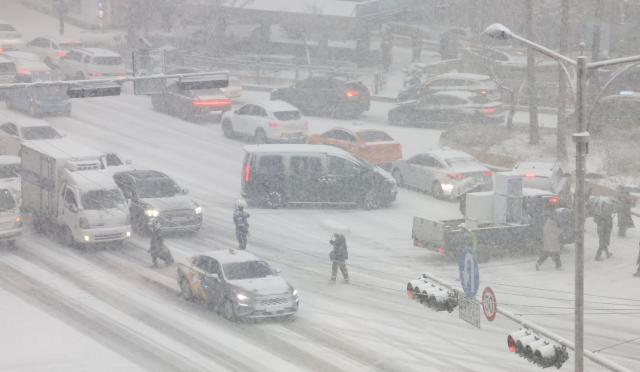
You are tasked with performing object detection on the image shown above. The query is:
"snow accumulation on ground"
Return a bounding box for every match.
[1,2,639,372]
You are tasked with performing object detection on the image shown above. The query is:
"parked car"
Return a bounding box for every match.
[241,144,397,209]
[0,21,21,50]
[388,91,506,127]
[112,169,202,234]
[0,115,63,155]
[308,127,402,167]
[270,76,370,118]
[151,67,232,121]
[221,101,307,143]
[390,149,492,199]
[59,47,126,80]
[25,36,83,67]
[512,161,572,206]
[177,250,299,321]
[221,76,242,99]
[398,72,502,102]
[0,54,16,84]
[2,51,57,82]
[6,84,71,117]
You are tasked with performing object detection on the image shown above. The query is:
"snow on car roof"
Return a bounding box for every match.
[432,90,479,99]
[76,48,121,57]
[201,250,264,264]
[23,138,103,160]
[429,72,491,81]
[258,100,299,112]
[244,144,355,158]
[0,113,54,128]
[0,155,20,165]
[427,149,473,159]
[65,169,119,190]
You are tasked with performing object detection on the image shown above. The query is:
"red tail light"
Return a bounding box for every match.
[243,162,252,183]
[483,171,492,177]
[508,336,517,353]
[17,68,30,75]
[547,196,559,207]
[447,173,465,180]
[57,50,67,57]
[479,107,497,115]
[437,246,445,255]
[192,99,232,107]
[268,122,282,128]
[407,287,415,300]
[0,47,4,53]
[525,172,536,180]
[90,71,104,77]
[345,89,360,98]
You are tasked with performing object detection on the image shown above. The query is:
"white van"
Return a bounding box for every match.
[59,47,126,80]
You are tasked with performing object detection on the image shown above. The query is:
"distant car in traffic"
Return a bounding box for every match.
[177,250,299,321]
[0,115,63,155]
[25,36,83,67]
[220,76,242,99]
[241,144,397,209]
[59,47,126,80]
[221,100,307,143]
[0,55,16,84]
[270,76,370,118]
[112,169,202,234]
[388,91,506,128]
[1,51,56,82]
[0,21,22,50]
[390,149,492,199]
[398,72,502,102]
[6,84,71,117]
[512,161,572,206]
[308,127,402,167]
[151,67,232,121]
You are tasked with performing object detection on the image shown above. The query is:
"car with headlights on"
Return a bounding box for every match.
[177,250,299,321]
[390,149,492,199]
[112,170,202,234]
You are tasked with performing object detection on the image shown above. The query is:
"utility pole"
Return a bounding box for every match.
[525,0,539,145]
[556,0,569,161]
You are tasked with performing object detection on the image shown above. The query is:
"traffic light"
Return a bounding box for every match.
[507,329,569,368]
[67,82,121,98]
[407,276,458,313]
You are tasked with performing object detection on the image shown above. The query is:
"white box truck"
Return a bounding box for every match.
[21,138,131,246]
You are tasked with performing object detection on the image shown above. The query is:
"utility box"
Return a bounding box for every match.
[465,191,494,224]
[494,172,523,197]
[493,194,524,224]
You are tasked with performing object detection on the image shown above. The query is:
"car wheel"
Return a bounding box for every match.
[262,190,284,209]
[222,298,237,321]
[361,189,379,210]
[431,181,444,199]
[179,277,193,301]
[222,119,235,138]
[391,169,404,186]
[254,129,268,144]
[61,226,75,247]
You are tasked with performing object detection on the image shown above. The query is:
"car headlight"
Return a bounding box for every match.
[236,293,250,302]
[194,206,202,214]
[144,209,159,217]
[292,289,298,298]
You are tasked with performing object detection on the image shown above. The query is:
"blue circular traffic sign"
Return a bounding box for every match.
[459,249,479,298]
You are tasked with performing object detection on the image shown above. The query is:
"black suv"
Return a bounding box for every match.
[241,144,397,209]
[113,170,203,233]
[270,76,370,118]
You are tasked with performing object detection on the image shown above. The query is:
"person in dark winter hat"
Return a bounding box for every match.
[148,220,173,267]
[329,233,349,284]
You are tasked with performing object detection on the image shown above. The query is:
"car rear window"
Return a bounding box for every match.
[358,131,393,142]
[92,56,122,65]
[32,85,68,97]
[273,110,300,121]
[445,157,476,166]
[21,126,62,140]
[0,164,19,178]
[60,41,82,50]
[0,24,16,32]
[0,62,16,73]
[257,155,284,173]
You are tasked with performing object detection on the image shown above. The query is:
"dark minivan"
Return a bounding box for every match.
[241,144,397,209]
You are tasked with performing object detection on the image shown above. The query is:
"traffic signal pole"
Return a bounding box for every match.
[418,272,632,372]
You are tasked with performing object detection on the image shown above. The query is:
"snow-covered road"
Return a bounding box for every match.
[0,89,637,371]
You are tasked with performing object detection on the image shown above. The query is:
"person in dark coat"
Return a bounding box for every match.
[634,241,640,277]
[595,213,613,261]
[233,199,250,251]
[329,233,349,284]
[536,213,563,270]
[149,221,173,267]
[617,186,635,237]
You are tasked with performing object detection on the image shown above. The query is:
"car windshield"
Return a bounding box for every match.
[93,56,122,65]
[273,110,300,121]
[445,157,477,167]
[21,126,61,140]
[0,189,16,211]
[135,178,181,198]
[358,131,393,142]
[223,261,274,280]
[60,42,82,50]
[81,188,126,210]
[0,164,19,178]
[0,24,16,32]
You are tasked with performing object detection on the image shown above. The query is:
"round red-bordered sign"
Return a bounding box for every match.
[482,287,497,321]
